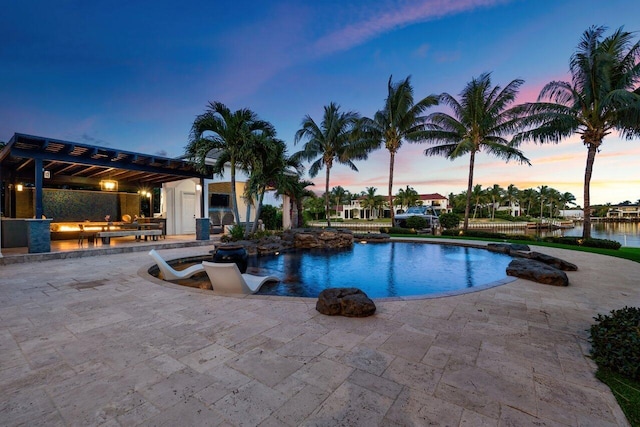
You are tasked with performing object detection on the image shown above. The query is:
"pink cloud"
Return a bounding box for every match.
[313,0,513,56]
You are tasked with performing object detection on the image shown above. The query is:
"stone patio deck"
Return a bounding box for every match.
[0,241,638,426]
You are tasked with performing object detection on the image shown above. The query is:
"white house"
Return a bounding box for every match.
[417,193,450,214]
[331,192,450,220]
[496,201,521,217]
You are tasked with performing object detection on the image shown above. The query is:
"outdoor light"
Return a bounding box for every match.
[100,179,118,191]
[16,184,23,192]
[196,184,202,191]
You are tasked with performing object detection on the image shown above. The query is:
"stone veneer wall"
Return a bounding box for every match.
[16,188,139,221]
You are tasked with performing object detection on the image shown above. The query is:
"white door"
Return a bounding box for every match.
[181,192,196,234]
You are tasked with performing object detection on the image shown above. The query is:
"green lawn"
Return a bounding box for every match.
[596,370,640,426]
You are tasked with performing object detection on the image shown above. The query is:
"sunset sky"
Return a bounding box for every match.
[2,0,639,206]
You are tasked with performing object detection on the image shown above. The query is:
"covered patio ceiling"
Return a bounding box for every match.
[0,133,211,187]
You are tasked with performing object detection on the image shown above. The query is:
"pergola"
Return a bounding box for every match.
[0,133,210,219]
[0,133,212,255]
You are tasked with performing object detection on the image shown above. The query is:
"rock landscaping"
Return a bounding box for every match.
[316,287,377,317]
[506,258,569,286]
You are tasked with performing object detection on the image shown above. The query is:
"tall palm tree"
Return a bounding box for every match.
[293,102,367,227]
[186,101,275,225]
[360,76,438,224]
[421,73,530,231]
[514,26,640,238]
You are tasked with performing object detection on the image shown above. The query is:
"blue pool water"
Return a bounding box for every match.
[247,242,513,298]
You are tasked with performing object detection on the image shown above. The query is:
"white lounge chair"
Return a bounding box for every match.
[202,261,279,294]
[149,249,205,280]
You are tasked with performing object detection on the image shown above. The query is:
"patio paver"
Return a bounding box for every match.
[0,242,638,426]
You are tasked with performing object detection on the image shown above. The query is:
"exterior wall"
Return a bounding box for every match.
[202,163,282,227]
[162,178,202,235]
[496,202,521,217]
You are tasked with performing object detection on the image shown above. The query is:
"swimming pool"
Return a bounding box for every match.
[246,242,513,298]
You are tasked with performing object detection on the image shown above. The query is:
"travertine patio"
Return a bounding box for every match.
[0,241,638,426]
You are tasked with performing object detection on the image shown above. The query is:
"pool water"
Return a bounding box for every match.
[247,242,513,298]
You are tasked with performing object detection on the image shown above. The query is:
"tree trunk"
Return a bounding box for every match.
[325,166,331,227]
[230,162,241,226]
[388,150,395,224]
[463,152,475,231]
[583,144,598,239]
[243,198,252,238]
[251,190,265,233]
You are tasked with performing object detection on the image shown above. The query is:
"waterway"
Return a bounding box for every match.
[537,222,640,247]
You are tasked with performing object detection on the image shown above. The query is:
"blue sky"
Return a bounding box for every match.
[2,0,639,205]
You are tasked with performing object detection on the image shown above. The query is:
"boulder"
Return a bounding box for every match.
[526,252,578,271]
[316,288,376,317]
[506,259,569,286]
[353,233,390,241]
[487,243,531,254]
[291,228,354,250]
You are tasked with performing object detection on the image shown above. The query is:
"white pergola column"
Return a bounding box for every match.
[282,195,292,230]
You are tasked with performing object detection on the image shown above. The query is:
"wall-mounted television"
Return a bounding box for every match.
[210,193,230,207]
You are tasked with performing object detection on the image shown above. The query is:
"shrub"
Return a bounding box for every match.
[590,306,640,380]
[228,224,246,240]
[405,216,428,230]
[582,238,622,250]
[543,236,621,250]
[380,227,417,234]
[494,211,518,221]
[260,205,280,230]
[543,236,582,245]
[438,212,461,229]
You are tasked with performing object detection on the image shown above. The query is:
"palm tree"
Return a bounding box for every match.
[514,26,640,238]
[394,185,419,212]
[360,76,438,224]
[504,184,520,216]
[470,184,486,219]
[421,73,530,231]
[519,188,538,217]
[361,187,385,219]
[186,101,275,225]
[558,192,577,211]
[293,103,367,227]
[275,175,315,228]
[487,184,504,220]
[538,185,549,221]
[244,137,301,234]
[330,186,351,214]
[547,188,562,219]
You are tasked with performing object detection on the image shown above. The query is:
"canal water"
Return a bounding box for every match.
[536,222,640,247]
